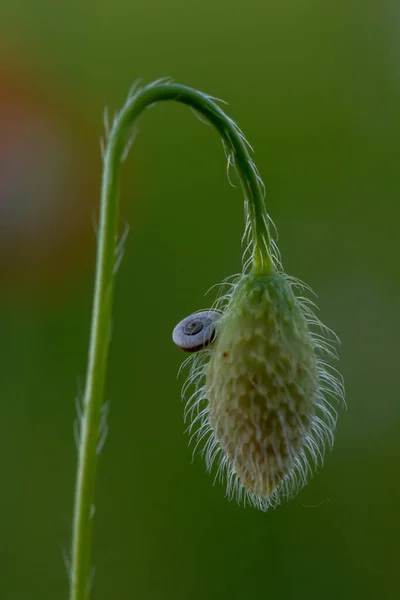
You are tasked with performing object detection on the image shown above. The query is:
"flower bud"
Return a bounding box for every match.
[200,272,342,509]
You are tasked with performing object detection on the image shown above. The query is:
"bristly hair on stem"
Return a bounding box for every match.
[69,79,284,600]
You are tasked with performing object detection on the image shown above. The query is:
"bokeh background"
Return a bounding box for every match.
[1,1,399,598]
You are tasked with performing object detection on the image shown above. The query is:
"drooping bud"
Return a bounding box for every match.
[180,269,342,511]
[162,80,344,510]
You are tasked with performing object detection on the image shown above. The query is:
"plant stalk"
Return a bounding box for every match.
[69,80,275,600]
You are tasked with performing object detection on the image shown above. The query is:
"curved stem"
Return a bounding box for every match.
[69,80,275,600]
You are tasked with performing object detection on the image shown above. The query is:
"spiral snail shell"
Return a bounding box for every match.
[172,310,221,352]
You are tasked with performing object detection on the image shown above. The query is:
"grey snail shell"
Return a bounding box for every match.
[172,310,221,352]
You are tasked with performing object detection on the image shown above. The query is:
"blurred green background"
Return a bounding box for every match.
[1,1,399,598]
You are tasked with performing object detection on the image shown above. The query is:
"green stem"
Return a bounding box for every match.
[69,80,274,600]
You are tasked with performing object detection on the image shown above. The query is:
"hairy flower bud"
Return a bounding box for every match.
[208,273,320,504]
[179,272,343,510]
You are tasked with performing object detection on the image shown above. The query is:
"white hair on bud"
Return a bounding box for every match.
[178,273,344,511]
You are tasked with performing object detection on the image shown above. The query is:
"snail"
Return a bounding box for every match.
[172,310,221,352]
